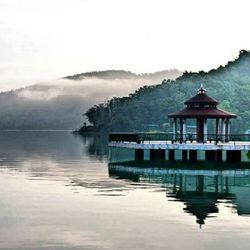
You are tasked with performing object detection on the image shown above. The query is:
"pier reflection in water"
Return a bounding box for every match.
[109,163,250,227]
[82,135,250,228]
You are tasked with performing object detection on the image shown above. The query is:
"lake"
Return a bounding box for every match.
[1,131,250,249]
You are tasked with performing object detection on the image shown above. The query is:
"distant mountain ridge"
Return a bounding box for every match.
[65,69,181,81]
[0,69,182,129]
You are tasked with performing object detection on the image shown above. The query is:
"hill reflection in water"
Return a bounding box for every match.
[109,163,250,227]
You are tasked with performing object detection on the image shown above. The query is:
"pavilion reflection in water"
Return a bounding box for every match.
[109,163,250,227]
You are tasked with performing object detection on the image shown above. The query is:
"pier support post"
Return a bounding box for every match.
[226,150,241,163]
[135,149,144,161]
[182,150,188,161]
[150,149,156,161]
[205,150,216,162]
[150,149,165,161]
[169,149,175,161]
[216,150,223,162]
[156,149,165,161]
[189,150,197,162]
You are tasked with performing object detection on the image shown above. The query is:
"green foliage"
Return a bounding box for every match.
[83,50,250,133]
[218,100,232,112]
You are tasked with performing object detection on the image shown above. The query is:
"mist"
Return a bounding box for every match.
[0,70,182,130]
[17,77,157,102]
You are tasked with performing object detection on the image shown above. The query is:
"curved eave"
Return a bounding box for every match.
[168,108,237,119]
[184,101,219,105]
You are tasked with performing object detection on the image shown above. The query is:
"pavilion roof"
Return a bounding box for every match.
[168,107,237,118]
[169,85,237,119]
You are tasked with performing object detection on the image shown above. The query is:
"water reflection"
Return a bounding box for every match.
[0,131,109,165]
[1,131,250,228]
[109,163,250,227]
[78,134,109,161]
[0,132,128,195]
[1,132,250,249]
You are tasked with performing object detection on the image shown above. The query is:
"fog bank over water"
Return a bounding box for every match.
[0,70,181,129]
[18,78,159,101]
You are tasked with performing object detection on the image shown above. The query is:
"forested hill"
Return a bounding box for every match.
[84,50,250,133]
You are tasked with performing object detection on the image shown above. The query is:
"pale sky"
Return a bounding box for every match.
[0,0,250,91]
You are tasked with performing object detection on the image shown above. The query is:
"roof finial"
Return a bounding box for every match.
[197,83,206,94]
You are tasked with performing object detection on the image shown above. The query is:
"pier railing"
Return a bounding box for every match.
[109,133,250,144]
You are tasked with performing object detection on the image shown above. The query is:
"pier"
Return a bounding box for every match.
[109,134,250,163]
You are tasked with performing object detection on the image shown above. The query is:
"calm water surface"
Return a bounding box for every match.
[1,131,250,249]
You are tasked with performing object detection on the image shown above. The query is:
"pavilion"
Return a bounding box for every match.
[168,85,237,143]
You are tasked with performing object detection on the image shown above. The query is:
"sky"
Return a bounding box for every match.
[0,0,250,91]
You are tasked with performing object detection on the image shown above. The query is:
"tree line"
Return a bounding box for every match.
[82,50,250,134]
